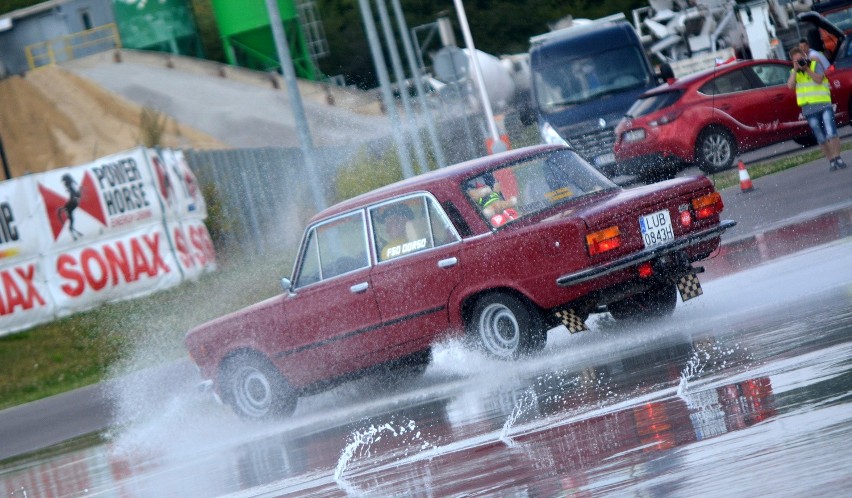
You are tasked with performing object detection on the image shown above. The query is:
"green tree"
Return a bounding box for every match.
[315,0,646,88]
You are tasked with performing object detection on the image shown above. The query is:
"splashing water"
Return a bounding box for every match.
[500,387,537,447]
[677,348,706,396]
[334,418,432,483]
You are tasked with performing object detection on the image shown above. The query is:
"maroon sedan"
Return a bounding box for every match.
[614,58,852,180]
[185,145,735,419]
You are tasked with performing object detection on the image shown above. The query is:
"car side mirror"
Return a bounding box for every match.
[658,63,675,84]
[280,278,292,293]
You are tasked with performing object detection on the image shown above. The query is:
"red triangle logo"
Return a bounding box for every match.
[152,155,173,204]
[38,172,107,240]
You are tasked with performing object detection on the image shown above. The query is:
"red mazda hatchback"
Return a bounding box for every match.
[185,144,735,420]
[613,58,851,180]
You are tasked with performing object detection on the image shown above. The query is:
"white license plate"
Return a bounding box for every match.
[639,209,674,248]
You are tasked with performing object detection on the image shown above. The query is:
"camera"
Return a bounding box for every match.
[797,59,809,68]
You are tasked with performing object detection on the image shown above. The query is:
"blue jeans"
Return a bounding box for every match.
[805,106,838,145]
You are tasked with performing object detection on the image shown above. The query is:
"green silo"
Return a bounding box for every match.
[113,0,203,57]
[211,0,321,80]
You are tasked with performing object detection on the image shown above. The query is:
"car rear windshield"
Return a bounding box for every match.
[464,149,616,227]
[626,90,683,118]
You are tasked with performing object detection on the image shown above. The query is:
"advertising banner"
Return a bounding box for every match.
[168,219,217,281]
[148,148,207,221]
[32,148,163,251]
[0,146,217,336]
[0,176,43,264]
[0,257,55,334]
[45,225,183,318]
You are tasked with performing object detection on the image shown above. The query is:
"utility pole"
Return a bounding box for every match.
[358,0,416,179]
[374,0,428,174]
[390,0,446,168]
[265,0,326,211]
[452,0,504,153]
[0,133,10,180]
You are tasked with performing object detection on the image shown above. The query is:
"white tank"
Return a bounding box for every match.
[433,46,517,111]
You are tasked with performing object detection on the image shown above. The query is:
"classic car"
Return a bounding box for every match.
[184,144,735,419]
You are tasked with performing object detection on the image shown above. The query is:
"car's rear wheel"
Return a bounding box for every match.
[794,135,818,147]
[220,353,297,420]
[468,293,546,359]
[607,283,678,321]
[696,127,736,173]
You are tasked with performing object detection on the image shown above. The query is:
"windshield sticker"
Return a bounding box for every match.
[384,238,427,259]
[546,187,574,202]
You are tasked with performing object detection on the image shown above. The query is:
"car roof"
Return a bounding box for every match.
[641,58,791,96]
[309,144,567,224]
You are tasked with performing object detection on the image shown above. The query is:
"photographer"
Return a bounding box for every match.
[787,47,847,171]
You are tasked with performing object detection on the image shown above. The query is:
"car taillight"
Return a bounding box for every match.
[691,191,724,219]
[649,110,682,126]
[586,226,621,256]
[638,261,654,278]
[679,208,693,227]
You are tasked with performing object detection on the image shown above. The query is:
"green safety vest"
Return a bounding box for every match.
[795,60,831,106]
[478,191,502,209]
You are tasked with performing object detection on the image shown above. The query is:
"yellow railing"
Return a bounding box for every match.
[25,23,121,70]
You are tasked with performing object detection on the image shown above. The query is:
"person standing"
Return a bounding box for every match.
[799,38,831,72]
[787,47,847,171]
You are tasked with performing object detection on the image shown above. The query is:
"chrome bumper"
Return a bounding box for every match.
[556,219,736,287]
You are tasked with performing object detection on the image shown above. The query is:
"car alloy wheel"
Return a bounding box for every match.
[469,293,546,359]
[697,128,736,173]
[222,354,297,420]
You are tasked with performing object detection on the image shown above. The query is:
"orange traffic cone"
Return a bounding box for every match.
[738,159,753,192]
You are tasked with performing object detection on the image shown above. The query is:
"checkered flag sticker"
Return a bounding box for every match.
[555,309,588,333]
[677,273,703,302]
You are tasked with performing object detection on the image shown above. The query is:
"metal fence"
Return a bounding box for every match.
[183,110,518,260]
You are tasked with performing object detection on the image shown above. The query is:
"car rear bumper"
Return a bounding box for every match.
[556,219,737,287]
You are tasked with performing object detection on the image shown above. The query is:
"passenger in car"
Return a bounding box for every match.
[465,172,518,219]
[377,203,415,261]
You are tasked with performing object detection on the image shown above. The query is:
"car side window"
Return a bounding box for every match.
[294,212,369,287]
[700,69,751,95]
[750,64,789,87]
[371,195,458,262]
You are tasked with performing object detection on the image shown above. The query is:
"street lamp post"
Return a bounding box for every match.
[452,0,504,153]
[265,0,326,211]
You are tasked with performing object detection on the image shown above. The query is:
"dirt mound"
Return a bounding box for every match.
[0,65,225,178]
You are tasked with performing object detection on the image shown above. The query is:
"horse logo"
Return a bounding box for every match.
[38,172,107,241]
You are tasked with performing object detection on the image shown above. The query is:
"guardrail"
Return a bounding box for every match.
[25,23,121,70]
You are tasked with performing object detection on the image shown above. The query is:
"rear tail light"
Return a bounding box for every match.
[691,191,724,219]
[649,110,682,126]
[679,209,693,227]
[586,226,621,256]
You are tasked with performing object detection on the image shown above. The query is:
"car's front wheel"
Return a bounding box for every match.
[696,127,736,173]
[468,293,546,359]
[220,353,297,420]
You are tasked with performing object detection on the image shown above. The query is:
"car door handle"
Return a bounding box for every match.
[718,104,731,111]
[438,257,458,268]
[350,282,369,293]
[773,94,786,101]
